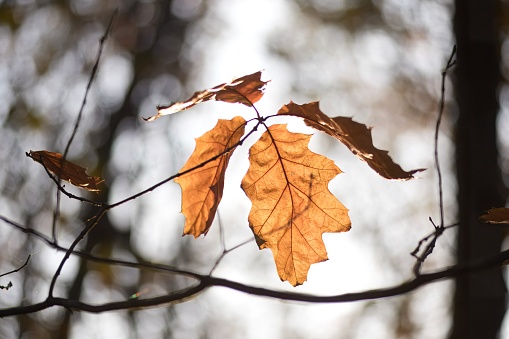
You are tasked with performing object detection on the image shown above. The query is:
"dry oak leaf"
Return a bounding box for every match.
[479,208,509,225]
[144,71,268,121]
[277,101,424,180]
[27,150,104,192]
[176,116,246,238]
[241,124,351,286]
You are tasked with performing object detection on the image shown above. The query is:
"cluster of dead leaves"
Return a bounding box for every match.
[144,71,422,286]
[28,71,432,286]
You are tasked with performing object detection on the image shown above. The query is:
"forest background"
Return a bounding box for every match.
[0,0,508,338]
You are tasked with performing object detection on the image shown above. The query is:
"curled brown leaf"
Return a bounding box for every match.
[277,101,424,180]
[28,150,104,192]
[176,116,246,237]
[144,71,268,121]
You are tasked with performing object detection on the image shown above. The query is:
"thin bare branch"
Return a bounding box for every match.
[52,10,118,243]
[47,208,108,297]
[434,45,456,228]
[107,118,262,208]
[412,45,457,275]
[1,246,508,317]
[0,255,31,279]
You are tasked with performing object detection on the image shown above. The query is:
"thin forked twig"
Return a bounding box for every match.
[412,46,456,275]
[0,255,31,291]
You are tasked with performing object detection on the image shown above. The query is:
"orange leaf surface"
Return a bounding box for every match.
[27,150,104,192]
[241,124,351,286]
[176,116,246,237]
[479,208,509,225]
[277,101,424,180]
[144,71,268,121]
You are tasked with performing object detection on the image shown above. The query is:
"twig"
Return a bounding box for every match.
[0,255,31,278]
[25,152,104,207]
[0,255,30,291]
[47,208,109,297]
[61,10,118,160]
[434,45,456,228]
[210,237,253,275]
[51,10,118,243]
[0,282,13,290]
[412,46,456,275]
[0,215,201,279]
[107,118,262,209]
[411,221,458,258]
[412,221,459,275]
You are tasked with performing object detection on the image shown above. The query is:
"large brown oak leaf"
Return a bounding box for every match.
[241,124,351,286]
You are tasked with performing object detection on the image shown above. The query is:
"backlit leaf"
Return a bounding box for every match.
[277,101,424,180]
[241,124,351,286]
[176,116,246,237]
[144,71,268,121]
[27,150,104,192]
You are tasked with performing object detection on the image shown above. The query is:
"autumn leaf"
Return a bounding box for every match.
[144,71,268,121]
[241,124,351,286]
[176,116,246,237]
[479,208,509,225]
[27,150,104,192]
[277,101,424,180]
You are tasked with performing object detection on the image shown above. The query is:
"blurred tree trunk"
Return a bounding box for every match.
[451,1,508,338]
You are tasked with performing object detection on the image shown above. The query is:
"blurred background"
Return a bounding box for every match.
[0,0,507,338]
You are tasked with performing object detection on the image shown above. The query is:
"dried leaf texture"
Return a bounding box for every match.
[241,124,351,286]
[176,116,246,237]
[479,208,509,225]
[278,101,424,180]
[28,150,103,192]
[145,71,268,121]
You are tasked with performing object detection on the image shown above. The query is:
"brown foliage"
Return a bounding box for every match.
[176,117,246,237]
[143,71,422,285]
[24,71,428,286]
[241,124,351,286]
[27,150,103,192]
[144,71,268,121]
[278,101,424,180]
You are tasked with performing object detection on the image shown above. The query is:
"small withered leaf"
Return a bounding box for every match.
[144,71,268,121]
[28,150,104,192]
